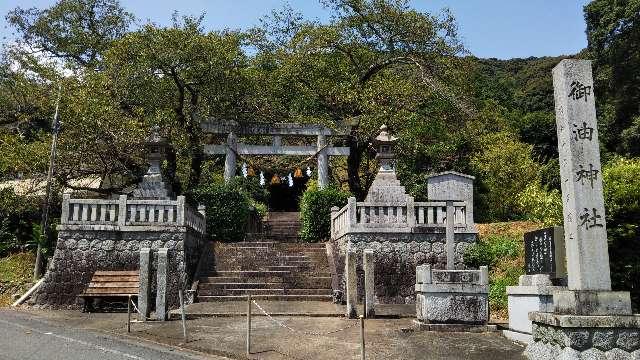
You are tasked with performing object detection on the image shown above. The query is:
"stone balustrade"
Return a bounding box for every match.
[60,194,206,234]
[330,197,472,240]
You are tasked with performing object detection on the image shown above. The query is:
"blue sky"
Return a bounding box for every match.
[0,0,591,59]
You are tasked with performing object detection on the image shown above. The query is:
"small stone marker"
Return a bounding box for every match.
[345,250,357,319]
[553,59,610,291]
[524,227,566,278]
[138,248,152,321]
[363,250,375,318]
[155,248,169,321]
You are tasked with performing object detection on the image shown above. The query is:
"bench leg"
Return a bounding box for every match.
[82,298,95,313]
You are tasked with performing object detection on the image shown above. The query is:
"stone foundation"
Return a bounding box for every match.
[526,312,640,359]
[33,226,205,308]
[331,231,476,304]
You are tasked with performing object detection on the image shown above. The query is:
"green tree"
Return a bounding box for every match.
[250,0,473,199]
[585,0,640,155]
[603,157,640,305]
[470,131,540,221]
[6,0,134,69]
[103,16,249,192]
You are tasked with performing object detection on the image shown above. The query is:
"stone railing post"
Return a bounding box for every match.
[138,248,152,321]
[407,196,416,227]
[364,249,375,318]
[465,200,474,227]
[346,250,358,319]
[60,194,70,224]
[198,204,206,234]
[118,195,127,227]
[330,206,339,239]
[176,196,186,226]
[347,197,357,231]
[156,248,169,321]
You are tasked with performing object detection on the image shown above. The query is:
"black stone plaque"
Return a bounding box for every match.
[524,226,566,277]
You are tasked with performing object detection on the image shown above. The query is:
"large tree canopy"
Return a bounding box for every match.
[585,0,640,156]
[6,0,134,69]
[249,0,474,198]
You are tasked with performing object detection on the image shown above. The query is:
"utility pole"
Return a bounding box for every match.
[34,84,62,280]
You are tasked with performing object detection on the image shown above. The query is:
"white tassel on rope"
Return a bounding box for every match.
[287,173,293,187]
[241,163,248,177]
[259,171,265,186]
[306,166,312,177]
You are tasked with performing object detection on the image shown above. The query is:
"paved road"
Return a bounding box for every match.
[0,310,225,360]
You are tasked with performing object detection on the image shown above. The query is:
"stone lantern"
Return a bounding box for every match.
[145,127,170,176]
[365,125,405,202]
[132,126,173,199]
[373,124,398,172]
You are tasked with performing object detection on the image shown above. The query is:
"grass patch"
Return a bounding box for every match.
[0,252,36,306]
[468,221,542,319]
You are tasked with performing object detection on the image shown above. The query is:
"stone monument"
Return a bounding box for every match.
[525,59,640,359]
[504,227,567,344]
[524,227,566,279]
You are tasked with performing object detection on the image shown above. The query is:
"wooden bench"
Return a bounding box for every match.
[79,270,139,312]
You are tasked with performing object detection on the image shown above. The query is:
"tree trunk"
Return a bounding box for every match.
[346,128,365,200]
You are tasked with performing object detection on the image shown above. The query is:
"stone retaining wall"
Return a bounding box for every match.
[33,227,205,308]
[331,232,477,304]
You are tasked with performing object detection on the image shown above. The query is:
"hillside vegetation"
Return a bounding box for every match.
[0,252,35,306]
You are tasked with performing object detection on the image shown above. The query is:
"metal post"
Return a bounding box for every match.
[246,294,252,356]
[179,290,187,342]
[127,295,131,333]
[360,315,365,360]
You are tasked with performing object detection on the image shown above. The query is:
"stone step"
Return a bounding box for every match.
[199,276,333,288]
[198,282,285,290]
[196,294,333,302]
[198,288,333,296]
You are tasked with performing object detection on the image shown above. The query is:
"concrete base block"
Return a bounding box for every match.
[413,320,497,333]
[503,329,532,344]
[507,285,566,334]
[553,290,632,316]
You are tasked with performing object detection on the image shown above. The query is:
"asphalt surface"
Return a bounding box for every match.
[0,310,224,360]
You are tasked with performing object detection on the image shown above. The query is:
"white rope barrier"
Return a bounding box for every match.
[251,300,359,336]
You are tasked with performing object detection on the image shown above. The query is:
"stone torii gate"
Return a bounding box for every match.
[201,120,350,189]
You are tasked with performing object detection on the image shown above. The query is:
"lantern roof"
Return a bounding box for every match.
[374,125,398,144]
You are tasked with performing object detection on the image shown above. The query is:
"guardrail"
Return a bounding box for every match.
[60,194,206,234]
[331,196,473,239]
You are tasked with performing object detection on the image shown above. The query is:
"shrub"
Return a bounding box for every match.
[470,131,540,221]
[516,182,563,227]
[0,188,42,256]
[190,183,252,242]
[465,235,522,269]
[299,184,350,242]
[603,157,640,306]
[465,234,524,316]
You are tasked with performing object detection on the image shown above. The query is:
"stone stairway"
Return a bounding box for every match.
[261,212,302,243]
[196,241,333,302]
